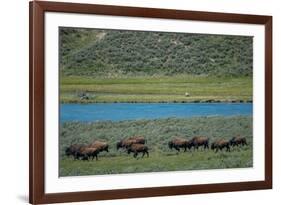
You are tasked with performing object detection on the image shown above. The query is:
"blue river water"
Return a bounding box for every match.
[60,103,252,122]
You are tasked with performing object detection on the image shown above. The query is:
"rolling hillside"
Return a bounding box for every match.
[59,27,253,77]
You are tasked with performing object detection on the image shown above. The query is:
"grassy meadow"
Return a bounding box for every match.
[60,75,252,103]
[60,116,253,176]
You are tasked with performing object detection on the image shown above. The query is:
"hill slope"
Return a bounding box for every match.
[59,27,253,77]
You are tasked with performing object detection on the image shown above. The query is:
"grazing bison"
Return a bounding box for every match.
[116,136,146,150]
[116,139,137,150]
[89,140,109,152]
[127,144,149,158]
[168,137,192,152]
[65,144,85,159]
[74,145,89,160]
[191,136,209,150]
[229,136,248,147]
[211,139,230,152]
[79,147,100,161]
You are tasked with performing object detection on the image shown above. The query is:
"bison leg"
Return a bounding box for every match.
[133,152,138,158]
[227,145,230,152]
[205,143,209,149]
[74,153,81,160]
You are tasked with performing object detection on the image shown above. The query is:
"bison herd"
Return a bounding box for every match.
[65,135,247,161]
[169,136,247,153]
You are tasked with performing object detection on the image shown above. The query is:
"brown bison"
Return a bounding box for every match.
[168,137,193,152]
[191,136,209,150]
[127,144,149,158]
[89,140,109,152]
[229,136,248,147]
[211,139,230,152]
[117,139,136,150]
[79,147,100,161]
[67,145,89,160]
[65,144,85,159]
[116,136,146,150]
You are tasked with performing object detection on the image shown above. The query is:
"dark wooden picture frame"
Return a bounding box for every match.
[29,1,272,204]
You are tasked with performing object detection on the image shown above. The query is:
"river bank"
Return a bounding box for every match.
[60,75,252,103]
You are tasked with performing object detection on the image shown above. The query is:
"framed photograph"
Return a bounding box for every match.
[29,1,272,204]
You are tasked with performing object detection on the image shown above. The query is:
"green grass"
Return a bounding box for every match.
[60,150,252,176]
[59,116,253,176]
[60,75,252,103]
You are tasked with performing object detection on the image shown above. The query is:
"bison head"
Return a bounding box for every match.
[168,141,173,149]
[116,141,122,150]
[186,140,194,149]
[105,144,109,152]
[229,137,235,146]
[65,147,71,157]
